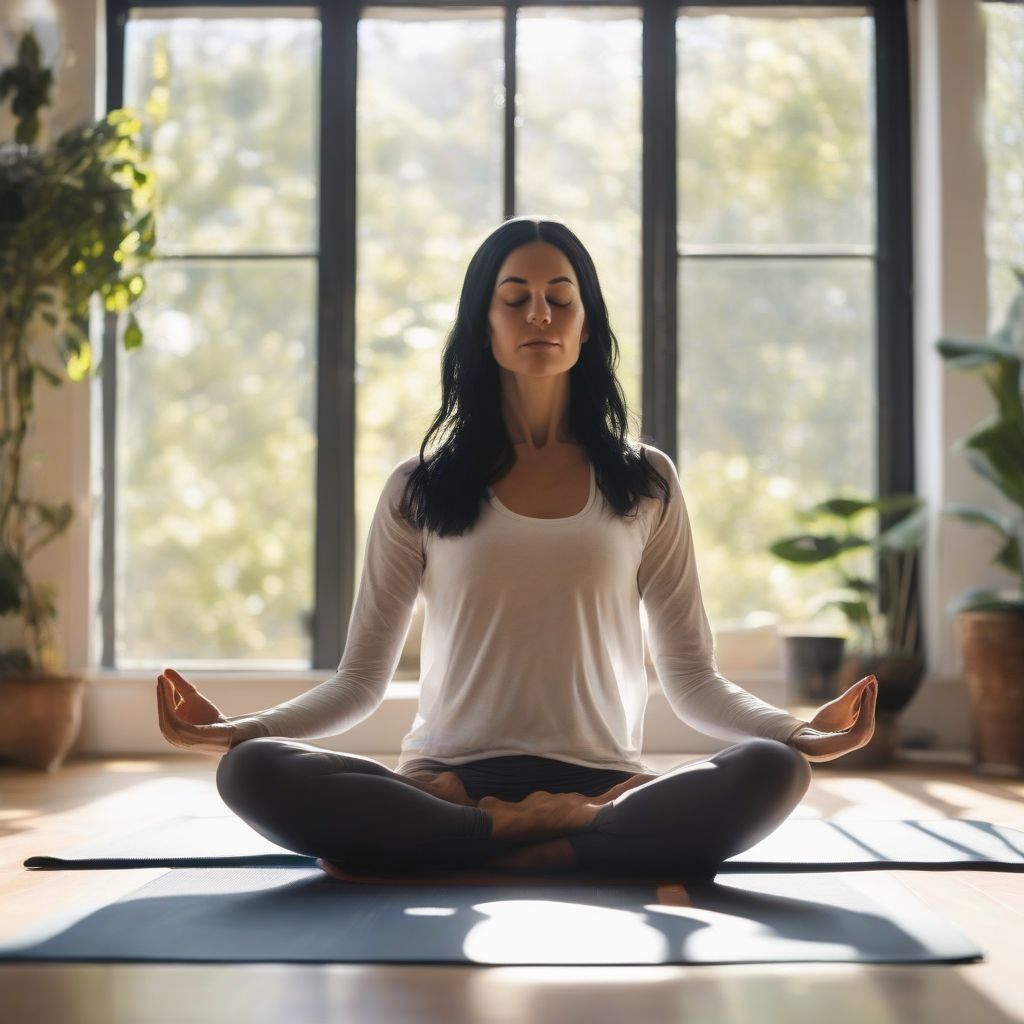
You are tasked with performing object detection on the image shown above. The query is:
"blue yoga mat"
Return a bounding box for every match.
[22,815,1024,873]
[0,866,986,965]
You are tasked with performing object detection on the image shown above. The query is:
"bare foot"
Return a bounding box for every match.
[318,857,358,881]
[402,770,478,807]
[427,771,478,806]
[479,790,604,842]
[589,773,659,805]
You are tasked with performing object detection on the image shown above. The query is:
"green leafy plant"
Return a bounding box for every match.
[0,29,157,676]
[935,266,1024,616]
[769,494,927,656]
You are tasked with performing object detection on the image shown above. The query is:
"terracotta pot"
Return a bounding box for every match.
[0,673,86,773]
[957,611,1024,778]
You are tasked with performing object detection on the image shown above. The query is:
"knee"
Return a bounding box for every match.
[739,737,812,801]
[215,736,284,809]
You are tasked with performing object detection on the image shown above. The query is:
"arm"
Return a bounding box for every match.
[638,447,810,746]
[236,457,424,741]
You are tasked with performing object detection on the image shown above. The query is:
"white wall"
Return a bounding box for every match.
[2,0,1010,757]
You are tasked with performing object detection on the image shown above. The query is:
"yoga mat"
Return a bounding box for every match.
[0,866,985,965]
[22,815,1024,874]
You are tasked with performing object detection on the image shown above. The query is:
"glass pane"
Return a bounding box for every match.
[517,7,643,425]
[116,260,318,668]
[677,9,874,246]
[677,259,876,631]
[983,1,1024,333]
[124,12,320,254]
[117,14,320,669]
[356,9,503,621]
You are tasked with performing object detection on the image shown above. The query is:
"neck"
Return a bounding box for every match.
[499,368,573,451]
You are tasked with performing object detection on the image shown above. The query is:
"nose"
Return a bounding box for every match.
[526,297,551,327]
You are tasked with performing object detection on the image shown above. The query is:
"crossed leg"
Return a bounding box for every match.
[461,739,811,876]
[216,736,810,878]
[561,738,812,877]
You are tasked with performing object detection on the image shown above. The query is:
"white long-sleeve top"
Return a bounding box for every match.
[236,444,810,774]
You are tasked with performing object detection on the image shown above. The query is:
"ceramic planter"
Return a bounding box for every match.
[957,611,1024,778]
[0,673,86,772]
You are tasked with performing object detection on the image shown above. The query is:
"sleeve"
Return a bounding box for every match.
[237,458,424,740]
[638,446,810,745]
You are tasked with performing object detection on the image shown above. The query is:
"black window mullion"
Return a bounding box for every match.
[504,6,517,218]
[314,0,357,671]
[642,0,678,463]
[873,0,919,652]
[100,3,130,669]
[875,0,916,502]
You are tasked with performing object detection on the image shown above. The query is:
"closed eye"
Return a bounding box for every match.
[505,298,571,308]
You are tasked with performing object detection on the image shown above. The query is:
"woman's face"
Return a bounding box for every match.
[486,240,589,374]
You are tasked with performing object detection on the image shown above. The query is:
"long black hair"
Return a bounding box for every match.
[398,215,670,537]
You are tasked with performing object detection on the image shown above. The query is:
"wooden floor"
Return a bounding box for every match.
[1,750,1023,1024]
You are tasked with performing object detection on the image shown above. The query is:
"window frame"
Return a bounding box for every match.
[101,0,917,671]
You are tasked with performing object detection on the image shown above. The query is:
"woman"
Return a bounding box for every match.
[157,216,877,879]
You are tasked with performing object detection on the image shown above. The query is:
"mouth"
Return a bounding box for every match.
[522,340,557,348]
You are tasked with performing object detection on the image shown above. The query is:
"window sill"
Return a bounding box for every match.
[87,667,789,688]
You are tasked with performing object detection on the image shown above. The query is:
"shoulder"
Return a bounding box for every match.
[638,441,672,472]
[637,442,680,488]
[390,453,422,480]
[635,443,688,534]
[377,454,423,508]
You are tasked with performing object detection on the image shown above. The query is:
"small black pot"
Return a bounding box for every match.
[781,635,846,702]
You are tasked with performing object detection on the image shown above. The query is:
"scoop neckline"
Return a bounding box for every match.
[488,462,597,523]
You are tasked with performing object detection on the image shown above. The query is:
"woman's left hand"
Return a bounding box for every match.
[788,675,878,763]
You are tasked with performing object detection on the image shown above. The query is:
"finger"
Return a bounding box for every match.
[856,698,876,736]
[165,668,194,690]
[856,676,877,706]
[852,676,874,700]
[156,679,171,737]
[158,677,175,716]
[157,681,206,750]
[160,676,182,711]
[161,676,184,715]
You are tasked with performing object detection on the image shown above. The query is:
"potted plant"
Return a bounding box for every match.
[936,266,1024,778]
[0,30,156,771]
[769,492,927,765]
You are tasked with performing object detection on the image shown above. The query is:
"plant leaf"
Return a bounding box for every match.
[876,504,928,550]
[769,534,869,564]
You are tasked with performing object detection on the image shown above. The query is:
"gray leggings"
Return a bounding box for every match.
[215,737,811,878]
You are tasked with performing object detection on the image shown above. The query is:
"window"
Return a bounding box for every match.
[676,8,876,633]
[101,1,910,679]
[983,1,1024,332]
[110,10,320,669]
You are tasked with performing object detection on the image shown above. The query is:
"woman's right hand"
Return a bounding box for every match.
[156,667,237,756]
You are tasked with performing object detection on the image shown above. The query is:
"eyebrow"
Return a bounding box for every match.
[498,276,575,287]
